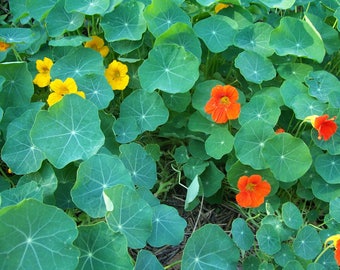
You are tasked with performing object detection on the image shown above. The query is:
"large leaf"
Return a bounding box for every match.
[104,185,153,249]
[262,133,312,182]
[259,0,295,9]
[143,0,190,37]
[31,95,105,169]
[101,1,146,41]
[138,44,200,93]
[193,15,238,53]
[119,143,157,189]
[1,105,45,175]
[26,0,58,21]
[71,154,133,218]
[0,199,79,270]
[147,204,187,247]
[182,224,239,269]
[0,62,34,110]
[74,222,133,270]
[270,17,325,63]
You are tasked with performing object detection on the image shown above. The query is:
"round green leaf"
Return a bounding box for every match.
[305,70,340,103]
[293,225,322,260]
[51,47,104,80]
[119,89,169,133]
[104,185,153,249]
[76,74,114,110]
[283,260,304,270]
[31,95,105,169]
[1,106,45,175]
[143,0,190,37]
[65,0,110,15]
[307,263,327,270]
[119,143,157,189]
[239,95,281,126]
[315,153,340,184]
[269,17,325,63]
[0,27,33,45]
[200,162,224,197]
[316,249,338,269]
[261,215,294,242]
[0,199,79,270]
[274,244,296,267]
[256,224,281,255]
[262,133,312,182]
[282,202,303,230]
[49,36,91,47]
[162,92,191,112]
[101,1,146,41]
[113,117,140,144]
[231,218,254,251]
[311,177,340,202]
[74,222,133,270]
[139,44,199,93]
[0,62,34,110]
[183,158,209,180]
[155,22,202,59]
[26,0,57,21]
[259,0,295,9]
[46,0,84,37]
[235,51,276,84]
[181,224,239,270]
[71,154,133,218]
[311,124,340,155]
[188,111,221,134]
[234,122,274,170]
[243,256,261,269]
[280,80,308,108]
[277,63,313,82]
[291,94,327,120]
[329,197,340,223]
[234,22,274,57]
[135,250,163,270]
[0,182,43,209]
[193,15,237,53]
[205,127,234,159]
[147,204,187,247]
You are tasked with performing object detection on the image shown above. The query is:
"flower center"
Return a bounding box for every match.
[245,182,256,191]
[113,70,121,79]
[220,96,230,105]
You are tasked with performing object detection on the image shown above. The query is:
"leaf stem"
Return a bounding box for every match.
[164,259,182,269]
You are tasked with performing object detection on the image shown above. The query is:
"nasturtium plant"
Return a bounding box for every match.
[1,1,340,269]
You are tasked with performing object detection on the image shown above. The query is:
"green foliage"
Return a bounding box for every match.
[1,0,340,269]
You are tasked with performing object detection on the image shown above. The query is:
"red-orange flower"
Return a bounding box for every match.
[275,128,285,134]
[236,175,271,208]
[204,85,241,124]
[305,114,337,141]
[325,234,340,265]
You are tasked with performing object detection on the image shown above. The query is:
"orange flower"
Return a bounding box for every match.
[305,114,337,141]
[0,41,11,51]
[84,36,109,57]
[275,128,285,134]
[236,175,271,208]
[204,85,241,124]
[325,234,340,265]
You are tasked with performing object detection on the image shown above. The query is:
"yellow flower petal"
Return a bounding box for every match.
[325,234,340,247]
[99,46,109,57]
[304,115,318,127]
[84,36,109,57]
[50,78,78,95]
[105,60,129,90]
[75,91,86,99]
[215,3,229,13]
[33,73,51,88]
[36,57,53,74]
[64,78,78,93]
[47,92,63,106]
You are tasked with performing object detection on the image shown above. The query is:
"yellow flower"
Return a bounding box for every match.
[0,41,11,51]
[33,57,54,87]
[215,3,229,13]
[47,78,85,106]
[84,36,109,57]
[105,60,129,90]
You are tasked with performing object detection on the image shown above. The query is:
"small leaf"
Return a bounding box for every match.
[74,222,133,270]
[235,51,276,84]
[182,224,239,269]
[105,185,153,249]
[282,202,303,230]
[329,197,340,223]
[293,225,322,260]
[185,175,200,209]
[193,15,237,53]
[205,127,234,159]
[147,204,187,247]
[314,153,340,184]
[256,224,281,255]
[231,218,254,251]
[135,250,163,270]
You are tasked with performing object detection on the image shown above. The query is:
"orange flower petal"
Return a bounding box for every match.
[335,241,340,265]
[226,102,241,120]
[236,192,252,208]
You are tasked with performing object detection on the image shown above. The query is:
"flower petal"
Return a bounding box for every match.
[47,92,63,106]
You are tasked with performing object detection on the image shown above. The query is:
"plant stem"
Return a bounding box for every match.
[164,259,182,269]
[314,245,333,263]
